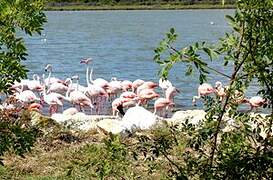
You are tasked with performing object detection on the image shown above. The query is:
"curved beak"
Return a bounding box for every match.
[176,88,181,93]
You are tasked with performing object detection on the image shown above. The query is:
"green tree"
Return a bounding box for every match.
[152,0,273,178]
[0,0,46,94]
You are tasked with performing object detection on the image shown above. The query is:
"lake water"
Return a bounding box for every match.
[22,9,255,110]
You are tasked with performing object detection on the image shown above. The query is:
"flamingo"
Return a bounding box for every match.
[81,60,108,114]
[66,76,94,113]
[44,64,63,86]
[12,74,43,92]
[192,83,214,106]
[47,82,68,94]
[121,106,158,131]
[14,85,40,105]
[26,74,44,92]
[111,92,139,116]
[138,88,160,105]
[154,86,180,117]
[132,79,145,93]
[112,97,138,116]
[107,77,123,99]
[241,96,266,112]
[121,80,133,92]
[41,87,65,115]
[120,91,137,99]
[89,67,109,89]
[136,81,157,95]
[214,81,226,101]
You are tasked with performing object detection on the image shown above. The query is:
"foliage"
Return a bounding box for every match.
[152,0,273,178]
[46,0,236,6]
[0,0,46,94]
[0,108,40,166]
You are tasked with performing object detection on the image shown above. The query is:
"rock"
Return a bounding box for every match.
[168,110,206,126]
[97,119,123,134]
[51,113,72,124]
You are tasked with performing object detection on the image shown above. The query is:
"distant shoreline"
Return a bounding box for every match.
[45,4,235,11]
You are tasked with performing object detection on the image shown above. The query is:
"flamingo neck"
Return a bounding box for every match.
[89,66,94,84]
[86,65,90,86]
[47,70,52,85]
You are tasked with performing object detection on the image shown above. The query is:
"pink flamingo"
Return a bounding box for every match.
[66,76,94,113]
[138,88,160,105]
[107,77,123,99]
[192,83,214,106]
[41,89,65,115]
[112,97,139,116]
[241,96,266,112]
[136,81,157,95]
[89,67,109,89]
[214,81,226,101]
[47,82,68,94]
[132,79,145,93]
[81,60,108,114]
[120,91,137,99]
[12,74,43,92]
[121,80,133,92]
[27,74,44,92]
[154,86,180,117]
[44,64,64,86]
[14,85,40,105]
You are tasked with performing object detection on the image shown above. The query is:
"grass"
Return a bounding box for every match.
[0,119,189,180]
[45,3,235,11]
[0,127,175,179]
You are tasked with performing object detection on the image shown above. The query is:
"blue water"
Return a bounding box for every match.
[22,9,252,110]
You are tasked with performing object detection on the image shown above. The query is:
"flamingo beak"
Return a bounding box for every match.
[176,88,181,93]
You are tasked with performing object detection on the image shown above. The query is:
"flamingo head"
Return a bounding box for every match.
[80,57,92,65]
[44,64,52,72]
[214,81,222,89]
[71,75,79,80]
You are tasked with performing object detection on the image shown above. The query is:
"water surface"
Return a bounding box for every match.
[23,10,252,110]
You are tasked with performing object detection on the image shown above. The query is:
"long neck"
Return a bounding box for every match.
[89,66,94,84]
[76,79,79,91]
[86,65,90,86]
[47,70,52,85]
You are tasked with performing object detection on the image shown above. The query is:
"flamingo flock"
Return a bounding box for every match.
[0,58,267,117]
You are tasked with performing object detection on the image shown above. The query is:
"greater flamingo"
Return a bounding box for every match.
[132,79,145,93]
[136,81,157,95]
[41,88,65,115]
[154,86,179,117]
[121,80,133,92]
[14,85,40,105]
[66,76,94,113]
[44,64,63,86]
[214,81,226,101]
[192,83,214,106]
[241,96,266,112]
[81,61,108,114]
[138,88,160,105]
[89,67,109,89]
